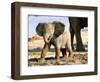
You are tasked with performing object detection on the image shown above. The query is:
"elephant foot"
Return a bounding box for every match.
[62,57,67,61]
[69,53,74,58]
[55,59,62,65]
[62,55,68,61]
[62,56,74,64]
[38,58,46,65]
[55,61,65,65]
[76,46,85,52]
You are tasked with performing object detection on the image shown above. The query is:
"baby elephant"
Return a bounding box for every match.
[36,21,73,64]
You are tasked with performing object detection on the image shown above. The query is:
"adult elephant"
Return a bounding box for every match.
[36,21,73,64]
[69,17,88,51]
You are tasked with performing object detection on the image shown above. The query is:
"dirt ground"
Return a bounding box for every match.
[28,28,88,66]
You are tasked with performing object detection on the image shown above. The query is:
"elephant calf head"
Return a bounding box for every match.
[36,22,55,43]
[36,21,65,43]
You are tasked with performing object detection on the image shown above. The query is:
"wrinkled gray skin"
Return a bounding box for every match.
[36,21,73,64]
[69,17,88,51]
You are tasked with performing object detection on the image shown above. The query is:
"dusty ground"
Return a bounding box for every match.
[28,28,88,66]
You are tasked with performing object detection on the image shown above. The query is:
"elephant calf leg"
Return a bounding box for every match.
[55,49,61,64]
[61,48,66,57]
[40,49,47,62]
[61,48,68,60]
[69,50,74,58]
[40,44,49,63]
[67,40,74,58]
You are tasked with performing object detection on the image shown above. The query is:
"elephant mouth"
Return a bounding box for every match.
[44,33,53,43]
[44,35,53,43]
[45,38,51,43]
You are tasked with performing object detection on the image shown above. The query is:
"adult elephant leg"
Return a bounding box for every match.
[69,17,85,51]
[70,27,74,50]
[69,17,75,50]
[75,28,85,51]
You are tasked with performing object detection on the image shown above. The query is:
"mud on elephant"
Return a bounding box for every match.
[36,21,73,64]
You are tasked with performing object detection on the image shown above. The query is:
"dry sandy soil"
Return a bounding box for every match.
[28,28,88,66]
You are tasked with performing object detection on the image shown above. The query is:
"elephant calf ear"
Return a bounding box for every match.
[36,23,44,36]
[53,21,65,38]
